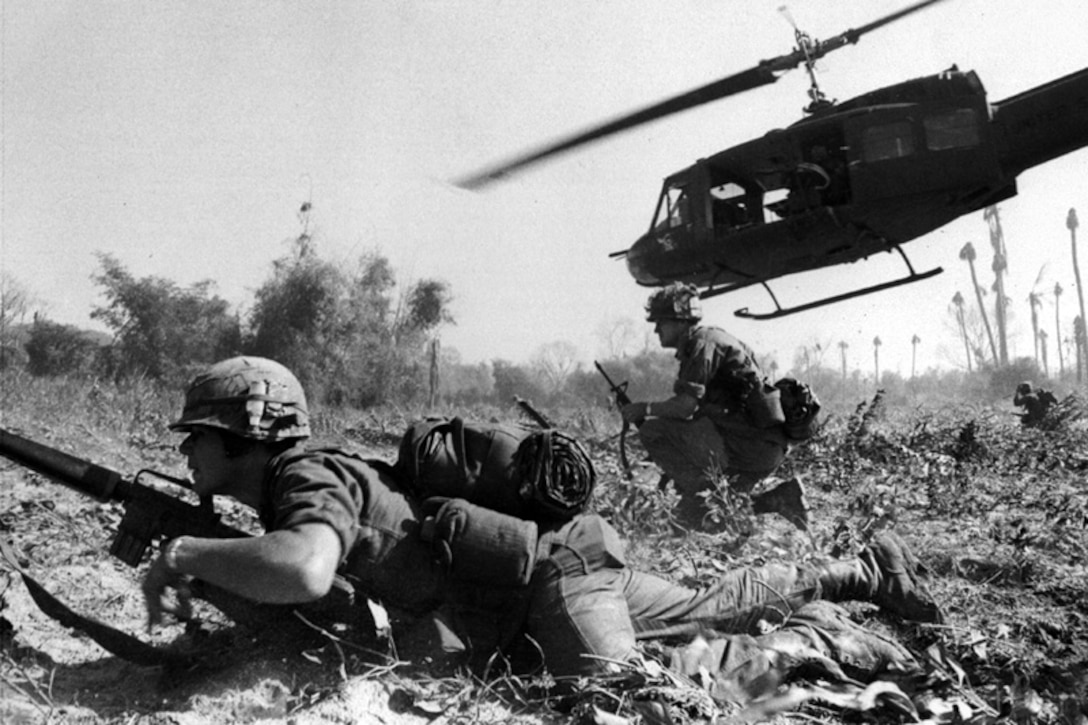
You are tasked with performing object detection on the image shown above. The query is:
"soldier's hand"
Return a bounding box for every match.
[142,554,193,632]
[621,401,650,425]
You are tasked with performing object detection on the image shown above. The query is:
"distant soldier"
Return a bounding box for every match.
[620,283,807,530]
[1013,381,1057,427]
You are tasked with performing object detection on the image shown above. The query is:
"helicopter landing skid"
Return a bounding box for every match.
[733,249,943,320]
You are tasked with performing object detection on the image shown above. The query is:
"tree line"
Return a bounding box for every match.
[0,232,452,408]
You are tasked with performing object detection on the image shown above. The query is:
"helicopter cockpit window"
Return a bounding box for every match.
[659,185,691,229]
[924,108,980,150]
[861,121,915,162]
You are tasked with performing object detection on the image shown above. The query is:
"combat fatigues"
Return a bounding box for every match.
[253,446,925,691]
[639,325,788,524]
[1013,385,1057,427]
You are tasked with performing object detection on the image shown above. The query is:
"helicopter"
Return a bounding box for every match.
[457,0,1088,319]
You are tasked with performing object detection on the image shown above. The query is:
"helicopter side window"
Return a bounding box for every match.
[924,108,980,150]
[710,182,751,228]
[861,121,915,162]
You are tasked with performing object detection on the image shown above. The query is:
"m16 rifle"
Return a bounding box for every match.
[513,395,554,429]
[594,362,636,479]
[0,427,357,665]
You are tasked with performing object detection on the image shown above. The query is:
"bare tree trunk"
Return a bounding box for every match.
[911,335,920,379]
[968,256,999,364]
[1029,293,1040,365]
[873,337,881,389]
[1069,209,1086,383]
[428,337,440,409]
[985,207,1010,366]
[953,293,972,372]
[1039,329,1049,378]
[1055,283,1065,377]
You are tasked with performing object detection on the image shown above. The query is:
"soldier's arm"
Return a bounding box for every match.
[143,522,343,625]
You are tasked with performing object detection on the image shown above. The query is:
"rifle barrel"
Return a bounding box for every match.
[0,427,126,502]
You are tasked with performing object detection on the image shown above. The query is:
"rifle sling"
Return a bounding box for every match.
[0,538,194,666]
[618,420,633,480]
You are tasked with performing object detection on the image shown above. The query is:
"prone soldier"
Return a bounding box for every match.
[142,356,941,697]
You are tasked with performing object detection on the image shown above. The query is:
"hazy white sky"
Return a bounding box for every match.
[3,1,1088,377]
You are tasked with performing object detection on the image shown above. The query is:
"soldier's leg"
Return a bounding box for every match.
[524,557,637,677]
[624,533,942,635]
[625,562,822,637]
[672,601,921,702]
[638,417,729,527]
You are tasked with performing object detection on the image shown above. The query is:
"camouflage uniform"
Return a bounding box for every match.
[167,356,935,700]
[640,324,788,493]
[251,452,933,689]
[1013,381,1057,427]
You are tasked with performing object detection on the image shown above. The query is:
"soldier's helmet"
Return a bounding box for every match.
[645,282,703,322]
[1017,381,1034,395]
[170,356,310,441]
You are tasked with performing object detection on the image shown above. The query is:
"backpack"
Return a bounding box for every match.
[774,378,822,441]
[393,417,593,521]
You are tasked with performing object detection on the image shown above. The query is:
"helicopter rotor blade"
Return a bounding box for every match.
[455,0,947,190]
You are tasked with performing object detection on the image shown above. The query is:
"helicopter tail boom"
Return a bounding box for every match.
[992,67,1088,177]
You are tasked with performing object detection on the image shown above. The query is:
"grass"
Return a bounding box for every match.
[2,373,1087,723]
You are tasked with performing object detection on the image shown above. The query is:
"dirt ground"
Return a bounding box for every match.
[2,402,1088,724]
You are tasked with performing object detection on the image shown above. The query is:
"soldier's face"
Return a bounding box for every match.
[178,427,239,498]
[654,319,686,349]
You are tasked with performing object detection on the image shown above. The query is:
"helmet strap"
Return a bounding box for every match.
[245,380,268,432]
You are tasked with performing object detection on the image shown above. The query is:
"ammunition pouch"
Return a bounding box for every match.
[547,514,626,575]
[421,497,538,587]
[744,384,786,429]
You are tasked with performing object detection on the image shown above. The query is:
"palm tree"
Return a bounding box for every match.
[952,291,972,372]
[911,334,921,379]
[984,206,1010,366]
[873,336,882,388]
[1038,328,1049,378]
[838,340,849,384]
[1068,209,1085,383]
[1028,291,1042,364]
[960,242,999,365]
[1054,282,1065,377]
[1077,316,1086,384]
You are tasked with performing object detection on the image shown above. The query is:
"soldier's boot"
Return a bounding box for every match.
[750,477,810,531]
[816,532,944,624]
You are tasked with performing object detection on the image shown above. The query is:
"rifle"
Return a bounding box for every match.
[0,427,358,665]
[513,395,554,429]
[594,361,635,479]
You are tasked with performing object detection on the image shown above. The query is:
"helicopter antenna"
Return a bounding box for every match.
[779,6,832,113]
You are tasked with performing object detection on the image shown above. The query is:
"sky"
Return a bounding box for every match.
[3,0,1088,380]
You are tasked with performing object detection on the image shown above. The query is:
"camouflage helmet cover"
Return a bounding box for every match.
[170,356,311,441]
[645,282,703,322]
[1017,381,1033,394]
